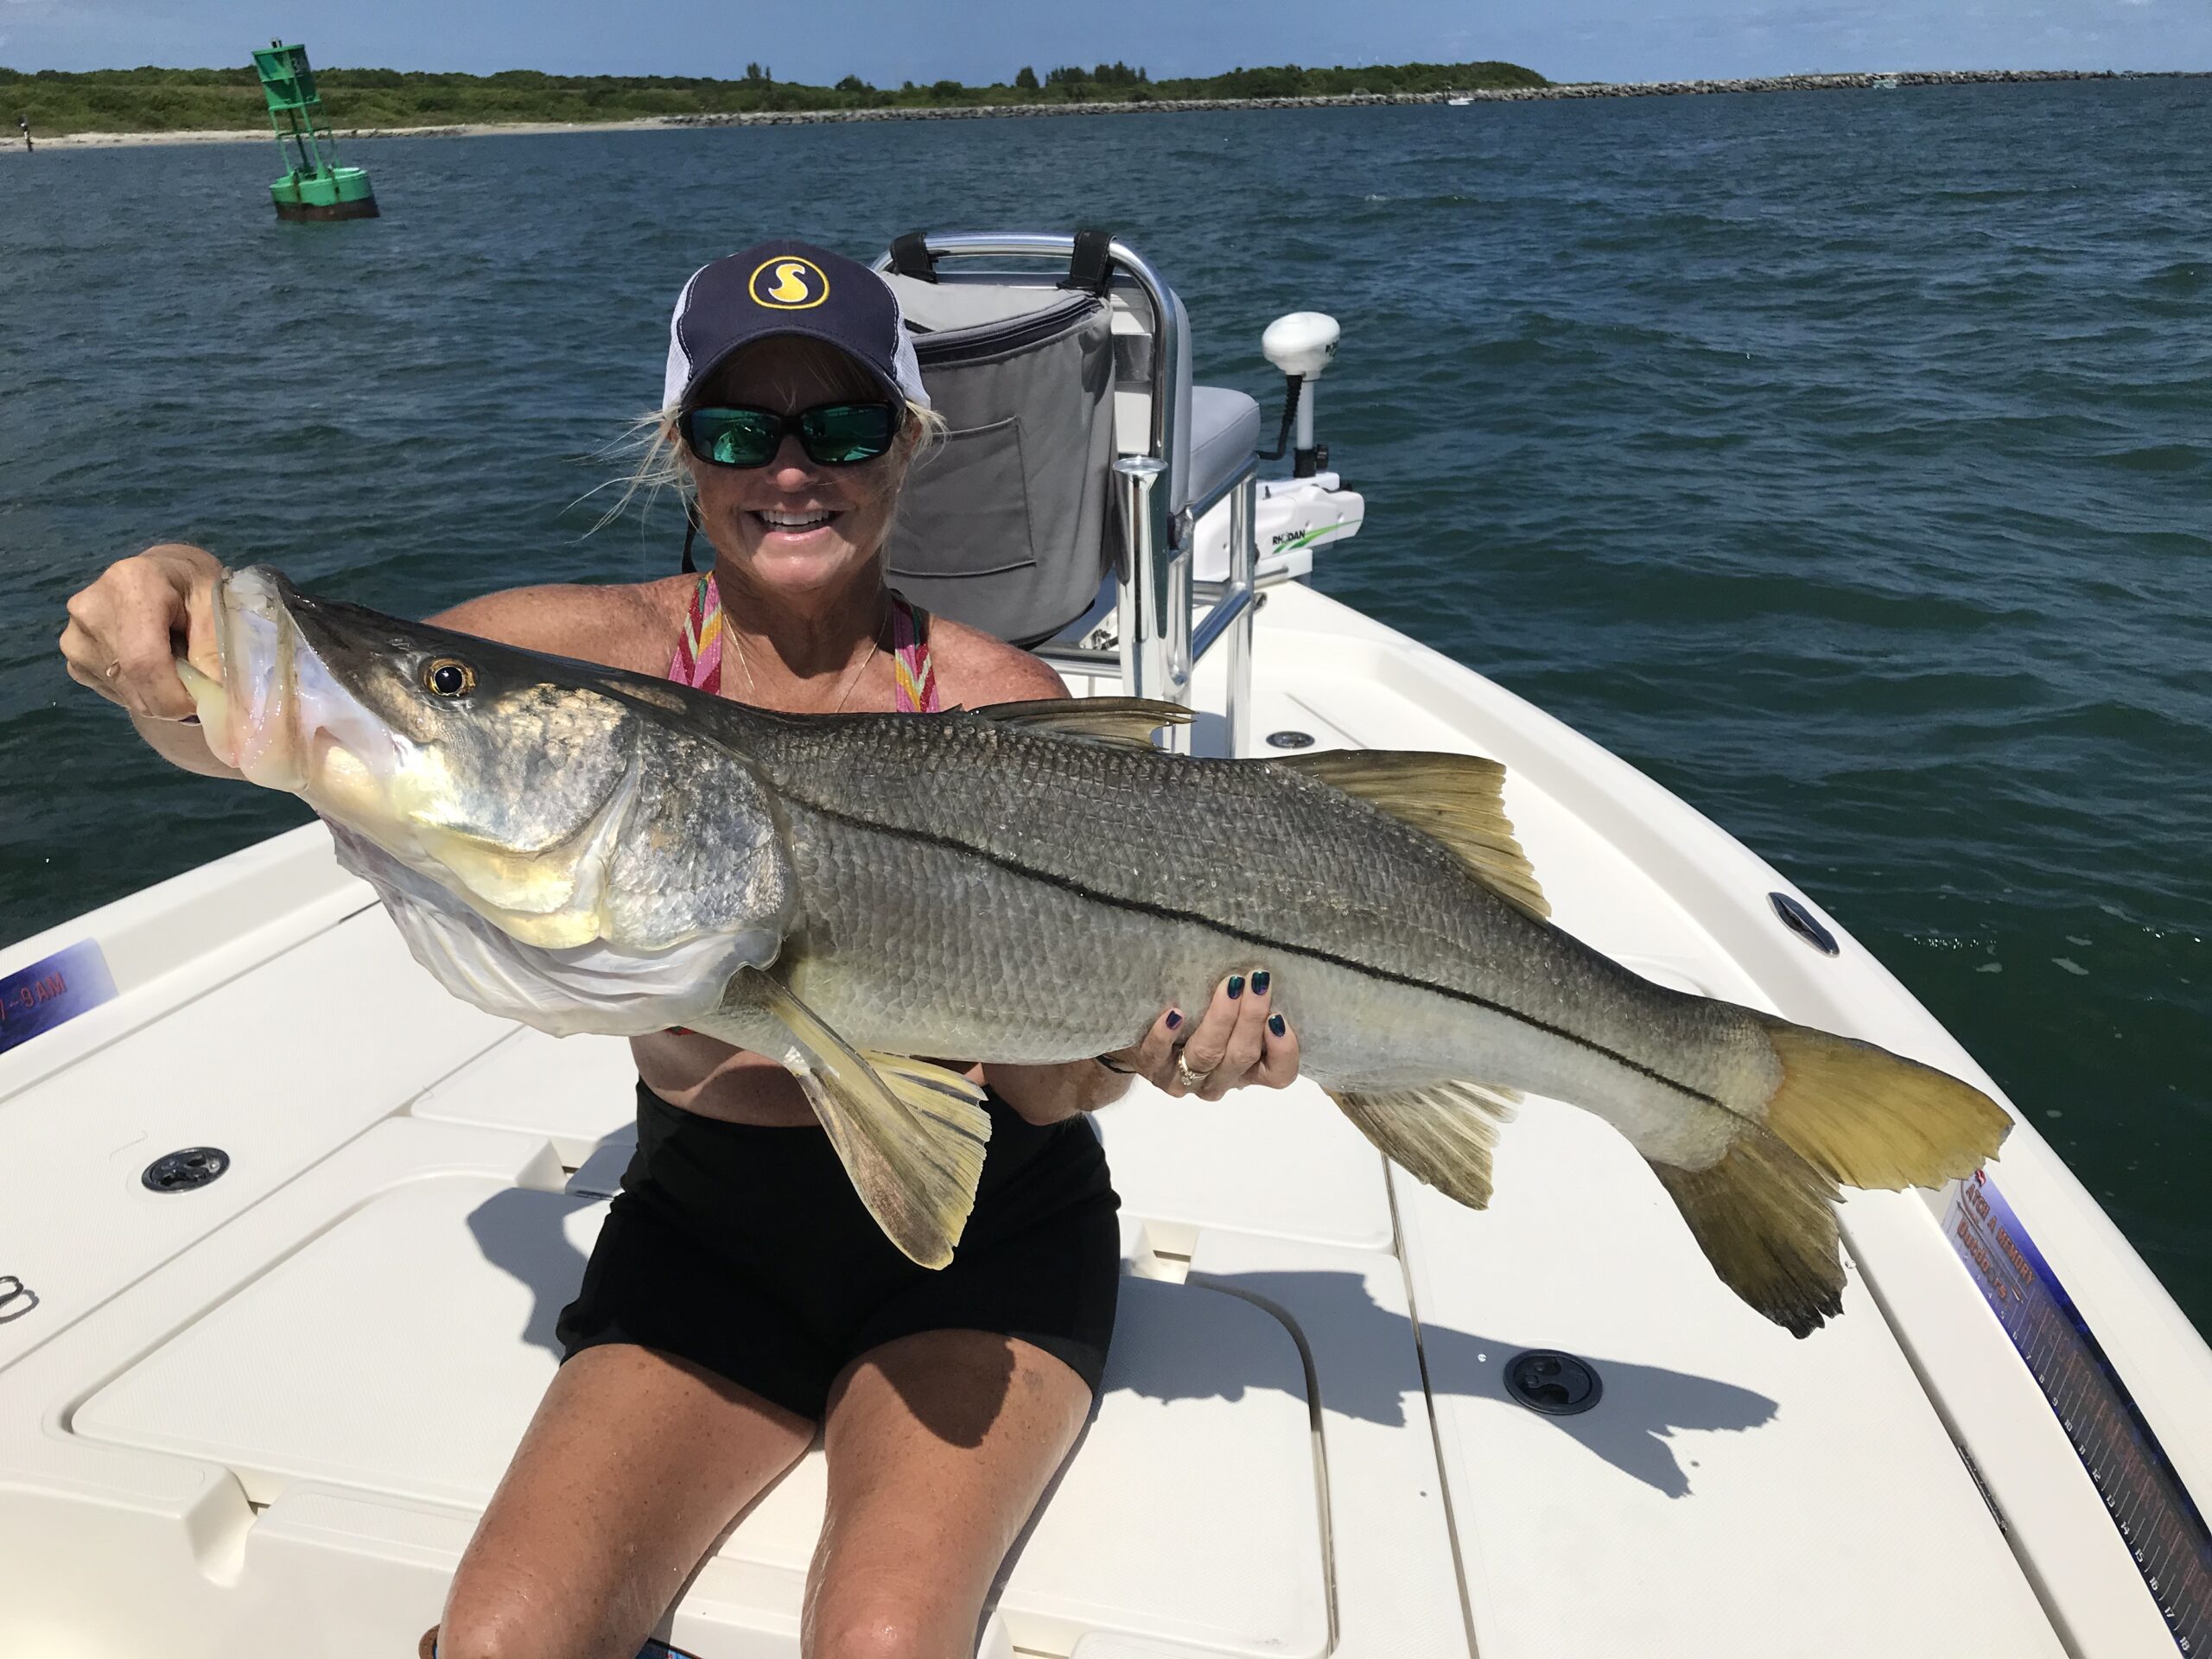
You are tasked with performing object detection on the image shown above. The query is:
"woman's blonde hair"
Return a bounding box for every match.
[594,335,945,534]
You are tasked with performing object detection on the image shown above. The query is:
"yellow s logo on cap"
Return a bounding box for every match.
[747,257,829,310]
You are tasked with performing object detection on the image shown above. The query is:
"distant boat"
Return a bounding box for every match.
[1872,74,1902,91]
[1446,94,1473,106]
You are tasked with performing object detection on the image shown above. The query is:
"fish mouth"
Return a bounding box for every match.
[189,566,404,808]
[187,569,628,947]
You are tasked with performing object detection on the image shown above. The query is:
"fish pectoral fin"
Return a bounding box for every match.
[971,696,1193,749]
[1647,1129,1847,1339]
[1330,1081,1518,1210]
[1274,750,1550,921]
[742,970,991,1270]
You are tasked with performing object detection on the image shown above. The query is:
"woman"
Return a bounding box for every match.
[60,240,1302,1659]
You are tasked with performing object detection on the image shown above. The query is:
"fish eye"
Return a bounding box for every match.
[422,657,476,698]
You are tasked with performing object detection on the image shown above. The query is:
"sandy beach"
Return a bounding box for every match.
[5,117,679,151]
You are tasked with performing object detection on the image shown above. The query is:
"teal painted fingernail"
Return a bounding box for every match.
[1226,975,1245,1000]
[1251,969,1271,995]
[1268,1013,1287,1038]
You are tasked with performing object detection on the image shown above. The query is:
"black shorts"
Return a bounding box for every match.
[556,1082,1122,1421]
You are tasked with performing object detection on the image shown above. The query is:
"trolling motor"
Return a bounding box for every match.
[1192,311,1363,583]
[1257,312,1342,478]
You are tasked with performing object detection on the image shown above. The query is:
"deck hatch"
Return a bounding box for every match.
[1503,1349,1603,1416]
[143,1147,231,1192]
[71,1174,1330,1656]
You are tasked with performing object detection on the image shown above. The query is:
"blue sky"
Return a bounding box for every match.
[2,0,2201,83]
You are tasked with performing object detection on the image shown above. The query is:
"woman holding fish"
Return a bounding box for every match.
[64,236,2014,1659]
[60,241,1303,1659]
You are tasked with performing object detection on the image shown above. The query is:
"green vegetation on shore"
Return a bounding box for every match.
[0,59,1547,136]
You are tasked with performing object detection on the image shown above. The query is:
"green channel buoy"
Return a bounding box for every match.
[252,41,378,221]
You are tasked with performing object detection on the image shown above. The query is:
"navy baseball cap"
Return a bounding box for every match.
[661,239,929,414]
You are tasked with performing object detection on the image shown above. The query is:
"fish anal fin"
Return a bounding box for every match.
[1752,1014,2012,1192]
[972,696,1192,749]
[741,971,990,1269]
[1276,750,1550,920]
[1648,1129,1847,1338]
[1331,1080,1518,1210]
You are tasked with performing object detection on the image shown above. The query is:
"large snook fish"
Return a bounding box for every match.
[179,567,2010,1336]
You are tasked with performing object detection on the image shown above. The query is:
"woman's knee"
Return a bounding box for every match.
[805,1581,978,1659]
[434,1581,614,1659]
[428,1611,535,1659]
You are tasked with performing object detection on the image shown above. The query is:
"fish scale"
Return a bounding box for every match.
[740,710,1739,1097]
[747,714,1524,989]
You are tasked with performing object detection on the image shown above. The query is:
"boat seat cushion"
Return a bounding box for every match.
[1186,385,1262,516]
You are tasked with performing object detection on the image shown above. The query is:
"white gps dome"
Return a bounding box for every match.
[1262,312,1340,378]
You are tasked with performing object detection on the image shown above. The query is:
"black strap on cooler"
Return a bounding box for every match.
[1060,228,1115,296]
[888,230,938,283]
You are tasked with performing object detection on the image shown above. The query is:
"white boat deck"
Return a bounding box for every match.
[3,581,2205,1657]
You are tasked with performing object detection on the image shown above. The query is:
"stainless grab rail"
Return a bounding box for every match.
[1194,468,1259,759]
[873,232,1257,754]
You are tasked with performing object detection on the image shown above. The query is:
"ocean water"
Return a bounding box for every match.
[3,82,2207,1330]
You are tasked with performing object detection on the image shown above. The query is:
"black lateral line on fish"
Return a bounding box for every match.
[791,798,1727,1110]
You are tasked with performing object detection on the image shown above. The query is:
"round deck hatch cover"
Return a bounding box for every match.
[1266,729,1316,749]
[1505,1349,1602,1415]
[143,1147,230,1192]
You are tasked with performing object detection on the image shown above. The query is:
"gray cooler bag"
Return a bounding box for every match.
[884,276,1117,647]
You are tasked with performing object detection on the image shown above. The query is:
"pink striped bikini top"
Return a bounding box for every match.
[666,574,940,713]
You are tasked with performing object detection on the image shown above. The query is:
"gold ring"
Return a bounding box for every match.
[1174,1054,1211,1092]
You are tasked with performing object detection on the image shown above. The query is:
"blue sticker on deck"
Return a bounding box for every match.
[0,940,118,1056]
[1948,1167,2212,1653]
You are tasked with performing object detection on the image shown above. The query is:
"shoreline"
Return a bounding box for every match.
[9,68,2199,151]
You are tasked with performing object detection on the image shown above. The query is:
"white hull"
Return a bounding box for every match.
[3,580,2207,1657]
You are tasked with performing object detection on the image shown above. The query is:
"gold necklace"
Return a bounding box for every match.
[831,629,882,714]
[729,597,886,714]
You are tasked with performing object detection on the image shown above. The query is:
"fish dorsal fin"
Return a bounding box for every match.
[1277,750,1551,920]
[973,696,1193,750]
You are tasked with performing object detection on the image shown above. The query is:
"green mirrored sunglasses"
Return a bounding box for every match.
[680,402,899,469]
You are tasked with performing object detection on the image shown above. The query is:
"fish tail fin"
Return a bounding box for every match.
[1647,1132,1847,1338]
[1330,1081,1519,1209]
[1648,1013,2012,1337]
[1747,1013,2012,1192]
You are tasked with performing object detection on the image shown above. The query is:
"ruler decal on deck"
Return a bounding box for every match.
[0,940,118,1056]
[1948,1168,2212,1653]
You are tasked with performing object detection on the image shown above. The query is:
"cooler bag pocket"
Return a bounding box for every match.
[892,416,1038,581]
